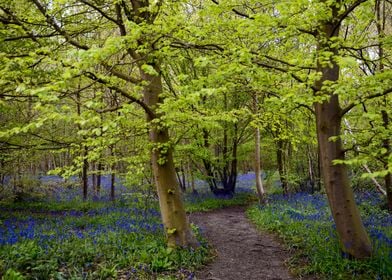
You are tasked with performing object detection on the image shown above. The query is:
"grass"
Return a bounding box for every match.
[247,191,392,280]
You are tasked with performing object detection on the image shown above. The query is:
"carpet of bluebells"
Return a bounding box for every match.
[0,176,210,279]
[4,172,388,279]
[0,174,256,279]
[248,191,392,279]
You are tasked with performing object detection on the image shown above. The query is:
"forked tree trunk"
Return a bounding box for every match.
[314,3,372,258]
[141,66,196,247]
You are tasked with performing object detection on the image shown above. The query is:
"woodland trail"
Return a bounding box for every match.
[189,206,297,280]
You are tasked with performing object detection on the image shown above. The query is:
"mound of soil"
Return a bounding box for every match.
[189,207,295,280]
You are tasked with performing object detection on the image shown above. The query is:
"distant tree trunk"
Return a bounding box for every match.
[202,128,218,192]
[82,146,88,201]
[219,90,237,196]
[307,145,321,193]
[110,146,116,201]
[228,124,238,193]
[255,126,265,202]
[96,162,102,196]
[92,168,97,195]
[276,139,288,194]
[110,171,115,202]
[141,65,196,247]
[175,166,186,192]
[316,145,322,191]
[314,2,372,258]
[189,162,197,194]
[381,109,392,210]
[76,90,88,201]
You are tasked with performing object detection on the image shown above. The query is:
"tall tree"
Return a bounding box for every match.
[313,0,372,259]
[0,0,196,247]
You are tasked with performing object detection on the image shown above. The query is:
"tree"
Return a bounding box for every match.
[0,0,197,247]
[196,0,389,258]
[312,0,372,259]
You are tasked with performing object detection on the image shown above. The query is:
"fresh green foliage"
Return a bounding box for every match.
[0,0,391,277]
[247,192,392,279]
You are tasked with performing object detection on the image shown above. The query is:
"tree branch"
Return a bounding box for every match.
[102,63,141,84]
[79,0,120,25]
[170,40,224,52]
[341,87,392,116]
[210,0,254,19]
[31,0,89,50]
[84,72,154,118]
[332,0,369,36]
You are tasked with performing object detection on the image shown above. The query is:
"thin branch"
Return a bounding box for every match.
[292,104,316,115]
[332,0,369,36]
[31,0,89,50]
[263,54,316,70]
[79,0,120,25]
[341,87,392,116]
[4,32,59,41]
[102,63,141,84]
[210,0,253,19]
[0,7,41,45]
[170,41,224,52]
[251,58,318,92]
[29,132,70,146]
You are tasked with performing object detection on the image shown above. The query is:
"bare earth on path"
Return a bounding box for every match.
[189,206,297,280]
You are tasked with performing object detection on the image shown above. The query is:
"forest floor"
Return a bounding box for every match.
[190,206,304,280]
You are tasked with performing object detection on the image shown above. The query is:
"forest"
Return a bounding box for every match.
[0,0,391,279]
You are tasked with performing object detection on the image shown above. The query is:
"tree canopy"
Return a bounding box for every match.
[1,0,391,258]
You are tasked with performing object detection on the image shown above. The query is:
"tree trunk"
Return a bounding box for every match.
[110,171,115,202]
[141,66,196,248]
[255,126,265,202]
[175,166,186,192]
[202,128,218,192]
[381,109,392,211]
[276,139,288,194]
[314,3,372,258]
[227,123,238,193]
[92,170,97,195]
[189,162,197,194]
[96,162,102,196]
[82,146,88,201]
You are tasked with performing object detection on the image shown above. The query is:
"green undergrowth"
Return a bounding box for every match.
[0,188,257,279]
[247,193,392,280]
[0,198,210,280]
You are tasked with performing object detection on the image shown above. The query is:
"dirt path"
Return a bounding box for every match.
[189,207,295,280]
